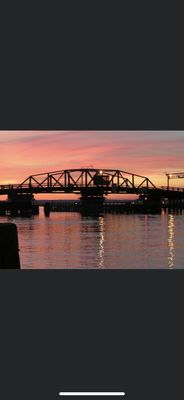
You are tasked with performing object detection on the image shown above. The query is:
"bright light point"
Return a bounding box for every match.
[99,170,103,175]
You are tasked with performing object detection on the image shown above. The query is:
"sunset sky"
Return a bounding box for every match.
[1,131,184,199]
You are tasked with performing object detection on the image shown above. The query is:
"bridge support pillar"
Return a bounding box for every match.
[7,194,38,217]
[44,202,51,216]
[139,194,162,212]
[80,195,105,214]
[0,202,6,215]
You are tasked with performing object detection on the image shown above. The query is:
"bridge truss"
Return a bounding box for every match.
[0,168,157,197]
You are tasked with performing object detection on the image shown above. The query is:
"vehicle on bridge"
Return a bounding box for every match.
[93,171,110,186]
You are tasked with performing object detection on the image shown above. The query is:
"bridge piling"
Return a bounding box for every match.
[44,202,51,216]
[80,195,105,214]
[0,194,39,217]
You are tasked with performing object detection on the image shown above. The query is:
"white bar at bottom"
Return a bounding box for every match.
[59,393,125,397]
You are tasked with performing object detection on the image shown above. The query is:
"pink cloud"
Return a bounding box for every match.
[1,131,184,197]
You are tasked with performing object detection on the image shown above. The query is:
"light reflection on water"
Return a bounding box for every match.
[168,214,175,270]
[98,216,105,269]
[0,208,184,269]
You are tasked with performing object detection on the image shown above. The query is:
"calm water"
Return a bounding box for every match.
[1,208,184,269]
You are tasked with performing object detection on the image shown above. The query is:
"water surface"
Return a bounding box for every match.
[1,208,184,268]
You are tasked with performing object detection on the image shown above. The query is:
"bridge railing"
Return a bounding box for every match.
[160,186,184,192]
[0,184,17,190]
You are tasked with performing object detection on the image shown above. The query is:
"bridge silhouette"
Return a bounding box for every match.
[0,168,184,197]
[1,168,184,215]
[0,168,158,196]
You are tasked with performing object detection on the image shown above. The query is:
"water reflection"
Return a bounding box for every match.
[79,214,105,268]
[1,210,184,269]
[168,214,175,269]
[98,216,105,269]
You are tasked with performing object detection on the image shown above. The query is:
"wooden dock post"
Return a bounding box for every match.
[44,202,51,216]
[0,223,20,268]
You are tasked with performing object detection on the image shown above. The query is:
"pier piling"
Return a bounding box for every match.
[0,223,20,268]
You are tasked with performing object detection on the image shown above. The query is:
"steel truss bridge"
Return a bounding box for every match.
[0,168,184,200]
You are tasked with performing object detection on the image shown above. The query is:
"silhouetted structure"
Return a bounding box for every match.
[44,202,50,216]
[0,168,184,214]
[0,223,20,268]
